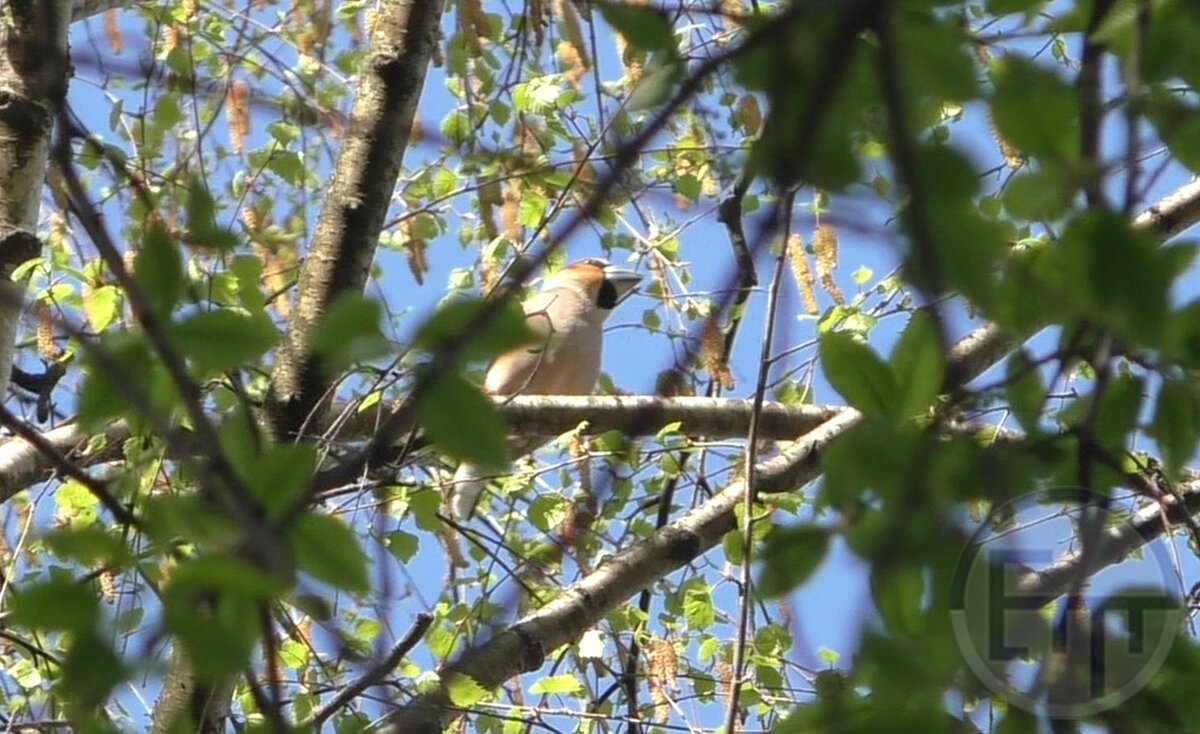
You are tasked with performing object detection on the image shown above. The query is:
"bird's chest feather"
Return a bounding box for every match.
[483,288,606,396]
[526,298,603,394]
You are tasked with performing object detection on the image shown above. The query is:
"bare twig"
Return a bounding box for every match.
[725,189,794,733]
[303,613,433,728]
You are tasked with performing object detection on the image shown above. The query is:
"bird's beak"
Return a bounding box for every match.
[603,265,641,304]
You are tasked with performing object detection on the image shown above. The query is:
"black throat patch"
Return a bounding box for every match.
[597,279,619,309]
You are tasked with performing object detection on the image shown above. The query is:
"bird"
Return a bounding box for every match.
[450,258,642,520]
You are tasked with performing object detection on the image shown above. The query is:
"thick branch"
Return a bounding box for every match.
[385,408,861,733]
[0,399,842,498]
[266,0,446,439]
[70,0,136,21]
[1015,480,1200,602]
[0,2,70,398]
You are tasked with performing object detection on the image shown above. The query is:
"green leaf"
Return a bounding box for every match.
[598,4,675,53]
[529,494,567,532]
[185,175,237,249]
[414,297,535,363]
[267,120,300,145]
[1146,96,1200,174]
[872,565,925,637]
[819,332,898,419]
[291,513,369,594]
[1149,379,1200,478]
[757,525,830,597]
[153,94,182,129]
[60,631,124,708]
[530,673,583,695]
[1051,211,1176,346]
[682,579,716,630]
[135,221,184,315]
[84,285,122,333]
[310,293,391,372]
[986,0,1048,14]
[890,312,945,420]
[167,555,290,598]
[446,672,490,706]
[164,584,260,681]
[386,529,419,563]
[171,308,279,375]
[279,639,309,670]
[10,578,98,631]
[1003,168,1077,221]
[1005,350,1046,431]
[248,443,319,518]
[266,150,305,186]
[990,57,1078,161]
[517,187,548,228]
[230,254,266,311]
[78,333,179,430]
[43,527,132,567]
[627,53,684,111]
[416,372,509,472]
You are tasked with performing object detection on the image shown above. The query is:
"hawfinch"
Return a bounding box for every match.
[451,259,642,520]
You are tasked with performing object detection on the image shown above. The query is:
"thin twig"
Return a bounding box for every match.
[303,613,433,728]
[50,107,262,527]
[724,188,794,733]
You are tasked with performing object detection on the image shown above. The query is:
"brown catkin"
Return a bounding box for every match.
[403,238,429,285]
[720,0,744,29]
[648,639,678,722]
[572,139,596,182]
[458,0,487,56]
[716,659,734,703]
[614,32,643,85]
[738,95,762,136]
[295,617,313,647]
[501,180,522,242]
[163,24,183,52]
[700,314,735,389]
[241,202,262,232]
[556,0,591,71]
[104,10,123,54]
[787,234,819,315]
[99,570,116,603]
[480,260,501,292]
[226,80,250,154]
[557,40,587,90]
[987,106,1025,169]
[528,0,546,46]
[813,224,844,305]
[36,304,61,360]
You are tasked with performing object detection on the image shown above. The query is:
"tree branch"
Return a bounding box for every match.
[266,0,447,439]
[0,2,71,398]
[70,0,137,22]
[383,315,1013,732]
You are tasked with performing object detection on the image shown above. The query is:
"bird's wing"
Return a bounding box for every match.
[483,286,581,396]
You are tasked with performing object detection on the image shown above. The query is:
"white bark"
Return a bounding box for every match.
[0,4,71,399]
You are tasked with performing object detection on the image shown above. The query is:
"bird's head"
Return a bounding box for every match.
[546,258,642,316]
